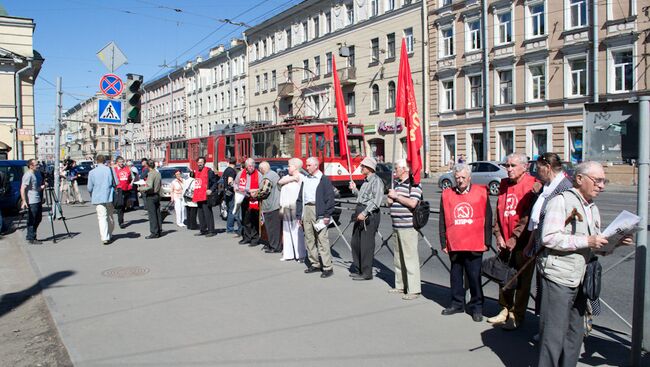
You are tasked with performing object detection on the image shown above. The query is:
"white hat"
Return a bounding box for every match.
[360,156,377,171]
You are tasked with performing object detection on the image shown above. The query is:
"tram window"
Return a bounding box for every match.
[300,134,307,157]
[253,132,265,158]
[279,129,294,158]
[225,136,235,158]
[199,138,208,158]
[315,133,329,157]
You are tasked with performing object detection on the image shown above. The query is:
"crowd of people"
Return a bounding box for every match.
[18,151,635,367]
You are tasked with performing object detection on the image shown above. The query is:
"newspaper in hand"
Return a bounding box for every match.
[313,218,328,232]
[598,210,641,254]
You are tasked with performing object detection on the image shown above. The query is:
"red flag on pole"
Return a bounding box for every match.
[395,38,423,184]
[332,56,351,173]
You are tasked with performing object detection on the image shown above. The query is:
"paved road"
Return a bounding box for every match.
[8,184,645,366]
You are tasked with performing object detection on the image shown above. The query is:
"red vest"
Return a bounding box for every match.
[238,170,260,210]
[193,167,210,203]
[114,166,132,191]
[442,185,488,252]
[496,174,537,241]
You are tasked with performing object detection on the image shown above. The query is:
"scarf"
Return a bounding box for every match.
[528,172,566,231]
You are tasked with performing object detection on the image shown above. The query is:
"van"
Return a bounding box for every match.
[0,160,28,213]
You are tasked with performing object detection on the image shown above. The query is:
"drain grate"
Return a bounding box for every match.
[101,266,150,279]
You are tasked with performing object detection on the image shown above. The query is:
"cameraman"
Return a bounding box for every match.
[59,162,71,204]
[67,160,84,204]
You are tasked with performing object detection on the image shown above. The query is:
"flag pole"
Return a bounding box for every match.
[391,118,400,191]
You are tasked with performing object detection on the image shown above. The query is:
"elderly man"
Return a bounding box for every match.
[297,157,336,278]
[113,156,132,229]
[235,158,262,246]
[487,153,540,330]
[386,159,423,299]
[537,161,632,367]
[258,161,282,253]
[349,157,384,280]
[138,158,162,239]
[21,159,45,245]
[439,164,492,322]
[87,155,115,245]
[193,157,218,237]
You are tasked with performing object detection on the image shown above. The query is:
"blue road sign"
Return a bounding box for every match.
[98,99,122,124]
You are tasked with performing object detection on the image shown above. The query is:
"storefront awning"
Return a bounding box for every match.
[0,141,12,151]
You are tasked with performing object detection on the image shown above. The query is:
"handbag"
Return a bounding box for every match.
[183,180,195,201]
[111,170,124,208]
[408,178,430,230]
[582,256,602,301]
[482,254,518,290]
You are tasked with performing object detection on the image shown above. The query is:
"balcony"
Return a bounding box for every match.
[277,82,295,98]
[337,67,356,85]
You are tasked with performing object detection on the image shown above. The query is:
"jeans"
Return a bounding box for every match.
[225,197,235,232]
[27,202,43,241]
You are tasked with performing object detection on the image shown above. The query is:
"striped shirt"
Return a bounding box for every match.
[390,178,422,229]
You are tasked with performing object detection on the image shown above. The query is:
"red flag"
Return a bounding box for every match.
[395,38,423,184]
[332,56,349,163]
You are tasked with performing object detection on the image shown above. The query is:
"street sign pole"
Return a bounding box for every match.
[54,77,62,197]
[632,96,650,365]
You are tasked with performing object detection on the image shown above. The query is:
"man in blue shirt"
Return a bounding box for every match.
[87,155,116,245]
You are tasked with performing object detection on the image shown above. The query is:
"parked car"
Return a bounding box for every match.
[528,160,576,180]
[0,160,28,213]
[374,162,393,193]
[160,166,191,199]
[437,161,507,195]
[74,160,95,184]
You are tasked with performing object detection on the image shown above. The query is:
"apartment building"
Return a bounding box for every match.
[184,39,248,139]
[139,68,186,161]
[0,13,44,160]
[63,94,120,161]
[245,0,427,163]
[428,0,648,178]
[35,131,55,163]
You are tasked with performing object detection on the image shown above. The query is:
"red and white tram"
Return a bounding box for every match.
[165,120,367,189]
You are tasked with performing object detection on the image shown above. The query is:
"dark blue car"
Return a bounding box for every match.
[0,160,28,213]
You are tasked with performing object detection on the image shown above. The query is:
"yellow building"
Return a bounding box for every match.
[0,11,43,160]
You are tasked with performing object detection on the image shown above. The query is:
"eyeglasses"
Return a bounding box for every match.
[582,174,609,186]
[502,164,520,168]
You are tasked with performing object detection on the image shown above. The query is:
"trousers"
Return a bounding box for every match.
[173,199,186,226]
[449,251,484,313]
[145,194,162,235]
[95,203,115,242]
[302,205,332,271]
[263,209,281,250]
[392,227,421,294]
[498,248,535,322]
[351,209,380,278]
[197,201,215,234]
[26,202,43,241]
[115,189,128,225]
[241,199,259,244]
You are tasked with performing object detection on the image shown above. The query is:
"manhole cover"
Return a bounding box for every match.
[101,266,150,279]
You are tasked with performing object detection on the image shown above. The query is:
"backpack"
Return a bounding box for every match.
[409,178,430,230]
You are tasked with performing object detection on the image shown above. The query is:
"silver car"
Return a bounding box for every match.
[437,161,507,196]
[160,166,191,199]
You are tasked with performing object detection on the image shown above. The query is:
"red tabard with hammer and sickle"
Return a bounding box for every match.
[442,185,488,252]
[496,174,537,241]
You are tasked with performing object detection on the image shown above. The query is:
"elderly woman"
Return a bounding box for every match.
[277,157,306,261]
[170,170,186,227]
[182,171,199,230]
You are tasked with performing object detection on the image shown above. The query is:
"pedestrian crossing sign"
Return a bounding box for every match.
[98,99,122,124]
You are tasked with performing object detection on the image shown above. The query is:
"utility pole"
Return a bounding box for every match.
[632,96,649,366]
[481,0,490,161]
[54,77,62,197]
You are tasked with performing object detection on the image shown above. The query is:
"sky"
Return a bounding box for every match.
[3,0,302,133]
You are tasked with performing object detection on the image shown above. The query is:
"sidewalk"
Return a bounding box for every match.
[3,201,636,366]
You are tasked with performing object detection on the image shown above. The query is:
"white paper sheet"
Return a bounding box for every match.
[599,210,641,254]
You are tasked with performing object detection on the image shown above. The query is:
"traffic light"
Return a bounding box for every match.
[125,73,143,123]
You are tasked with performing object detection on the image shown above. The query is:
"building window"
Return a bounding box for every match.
[287,64,293,81]
[528,63,546,101]
[387,81,396,109]
[496,10,513,45]
[233,89,238,106]
[442,134,456,168]
[348,46,355,68]
[326,52,333,74]
[468,74,482,108]
[264,107,269,121]
[387,0,395,11]
[262,40,267,58]
[371,84,380,111]
[611,48,633,93]
[387,33,395,58]
[314,56,321,76]
[371,38,379,62]
[371,0,379,16]
[346,92,356,114]
[497,130,514,161]
[440,26,454,57]
[263,73,269,91]
[325,12,331,34]
[527,2,545,38]
[271,70,277,89]
[286,28,292,48]
[530,129,548,159]
[498,69,513,104]
[346,3,354,26]
[440,79,455,112]
[466,19,481,52]
[568,56,587,96]
[313,17,320,38]
[567,126,583,164]
[271,35,276,54]
[404,27,414,53]
[302,21,308,43]
[255,75,260,93]
[256,109,261,121]
[303,59,310,80]
[568,0,587,29]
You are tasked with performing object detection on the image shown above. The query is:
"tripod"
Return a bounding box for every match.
[46,187,72,243]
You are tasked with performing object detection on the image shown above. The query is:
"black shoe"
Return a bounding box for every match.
[145,234,160,239]
[348,272,360,277]
[195,232,207,236]
[304,266,321,274]
[441,307,464,316]
[248,241,259,247]
[238,239,249,244]
[28,239,42,245]
[205,232,216,238]
[119,224,126,229]
[264,248,275,253]
[472,313,484,322]
[352,274,372,281]
[320,269,334,278]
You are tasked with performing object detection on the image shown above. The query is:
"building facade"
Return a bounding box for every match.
[35,131,55,163]
[428,0,649,182]
[0,14,43,160]
[62,94,121,161]
[245,0,427,163]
